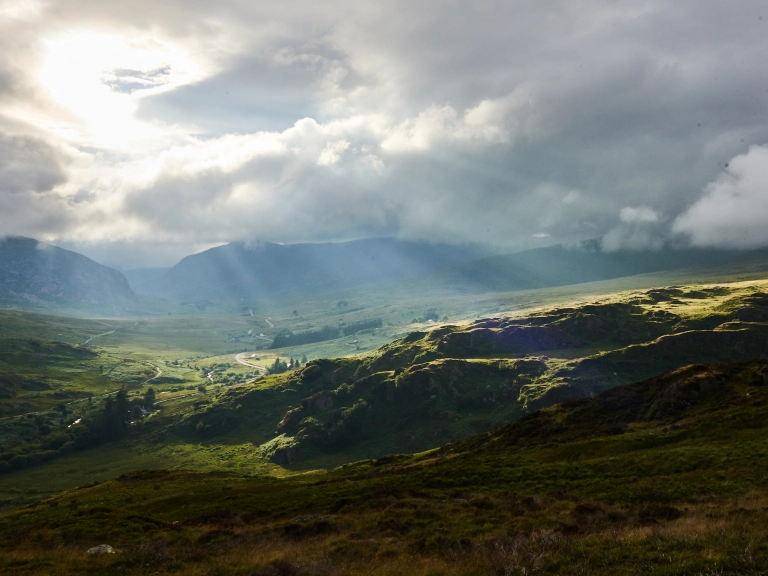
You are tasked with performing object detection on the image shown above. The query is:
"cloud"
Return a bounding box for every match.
[0,127,77,238]
[602,206,664,251]
[1,1,768,265]
[317,139,350,166]
[673,146,768,249]
[0,130,67,194]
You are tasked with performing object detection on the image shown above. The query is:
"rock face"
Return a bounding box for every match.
[646,371,724,419]
[302,390,335,413]
[0,236,137,314]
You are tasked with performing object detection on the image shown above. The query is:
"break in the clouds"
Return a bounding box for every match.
[1,0,768,266]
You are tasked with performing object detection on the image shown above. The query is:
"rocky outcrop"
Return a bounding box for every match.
[436,325,582,356]
[302,391,335,413]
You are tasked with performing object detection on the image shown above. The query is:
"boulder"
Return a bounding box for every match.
[86,544,115,555]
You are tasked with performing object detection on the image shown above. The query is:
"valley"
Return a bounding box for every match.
[1,274,767,498]
[2,240,768,574]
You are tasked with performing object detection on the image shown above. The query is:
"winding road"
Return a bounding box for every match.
[234,353,267,371]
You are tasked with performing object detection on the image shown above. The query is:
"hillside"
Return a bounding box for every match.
[0,236,138,314]
[2,359,768,575]
[153,284,767,466]
[3,281,768,486]
[135,238,493,303]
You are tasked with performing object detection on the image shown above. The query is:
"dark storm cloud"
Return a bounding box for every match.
[3,0,768,264]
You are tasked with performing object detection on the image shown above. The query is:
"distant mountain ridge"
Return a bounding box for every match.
[416,241,753,293]
[135,238,494,303]
[0,236,137,314]
[135,237,761,304]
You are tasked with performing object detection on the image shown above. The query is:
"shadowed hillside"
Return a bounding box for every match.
[134,236,768,308]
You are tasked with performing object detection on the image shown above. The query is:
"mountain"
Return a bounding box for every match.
[135,238,493,303]
[0,236,138,314]
[121,267,170,291]
[415,240,756,293]
[135,236,765,305]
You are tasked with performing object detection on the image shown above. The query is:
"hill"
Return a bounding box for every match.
[0,236,138,314]
[135,238,493,303]
[169,284,768,466]
[3,281,763,485]
[2,358,767,575]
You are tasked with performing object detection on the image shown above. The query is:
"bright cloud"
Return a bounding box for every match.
[673,146,768,248]
[0,0,767,266]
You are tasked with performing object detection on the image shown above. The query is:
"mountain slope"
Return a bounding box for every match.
[136,238,493,303]
[0,236,137,314]
[2,359,768,575]
[146,284,768,466]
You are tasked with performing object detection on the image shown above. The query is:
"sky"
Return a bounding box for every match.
[1,0,768,268]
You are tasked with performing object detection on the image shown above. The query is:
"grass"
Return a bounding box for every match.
[2,360,768,574]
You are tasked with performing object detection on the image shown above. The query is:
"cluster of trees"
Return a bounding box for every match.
[270,326,339,348]
[270,318,383,349]
[0,387,158,474]
[266,355,307,375]
[342,318,382,336]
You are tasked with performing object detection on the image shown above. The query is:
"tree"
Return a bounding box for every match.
[143,387,156,410]
[301,354,308,365]
[100,388,130,441]
[266,357,289,375]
